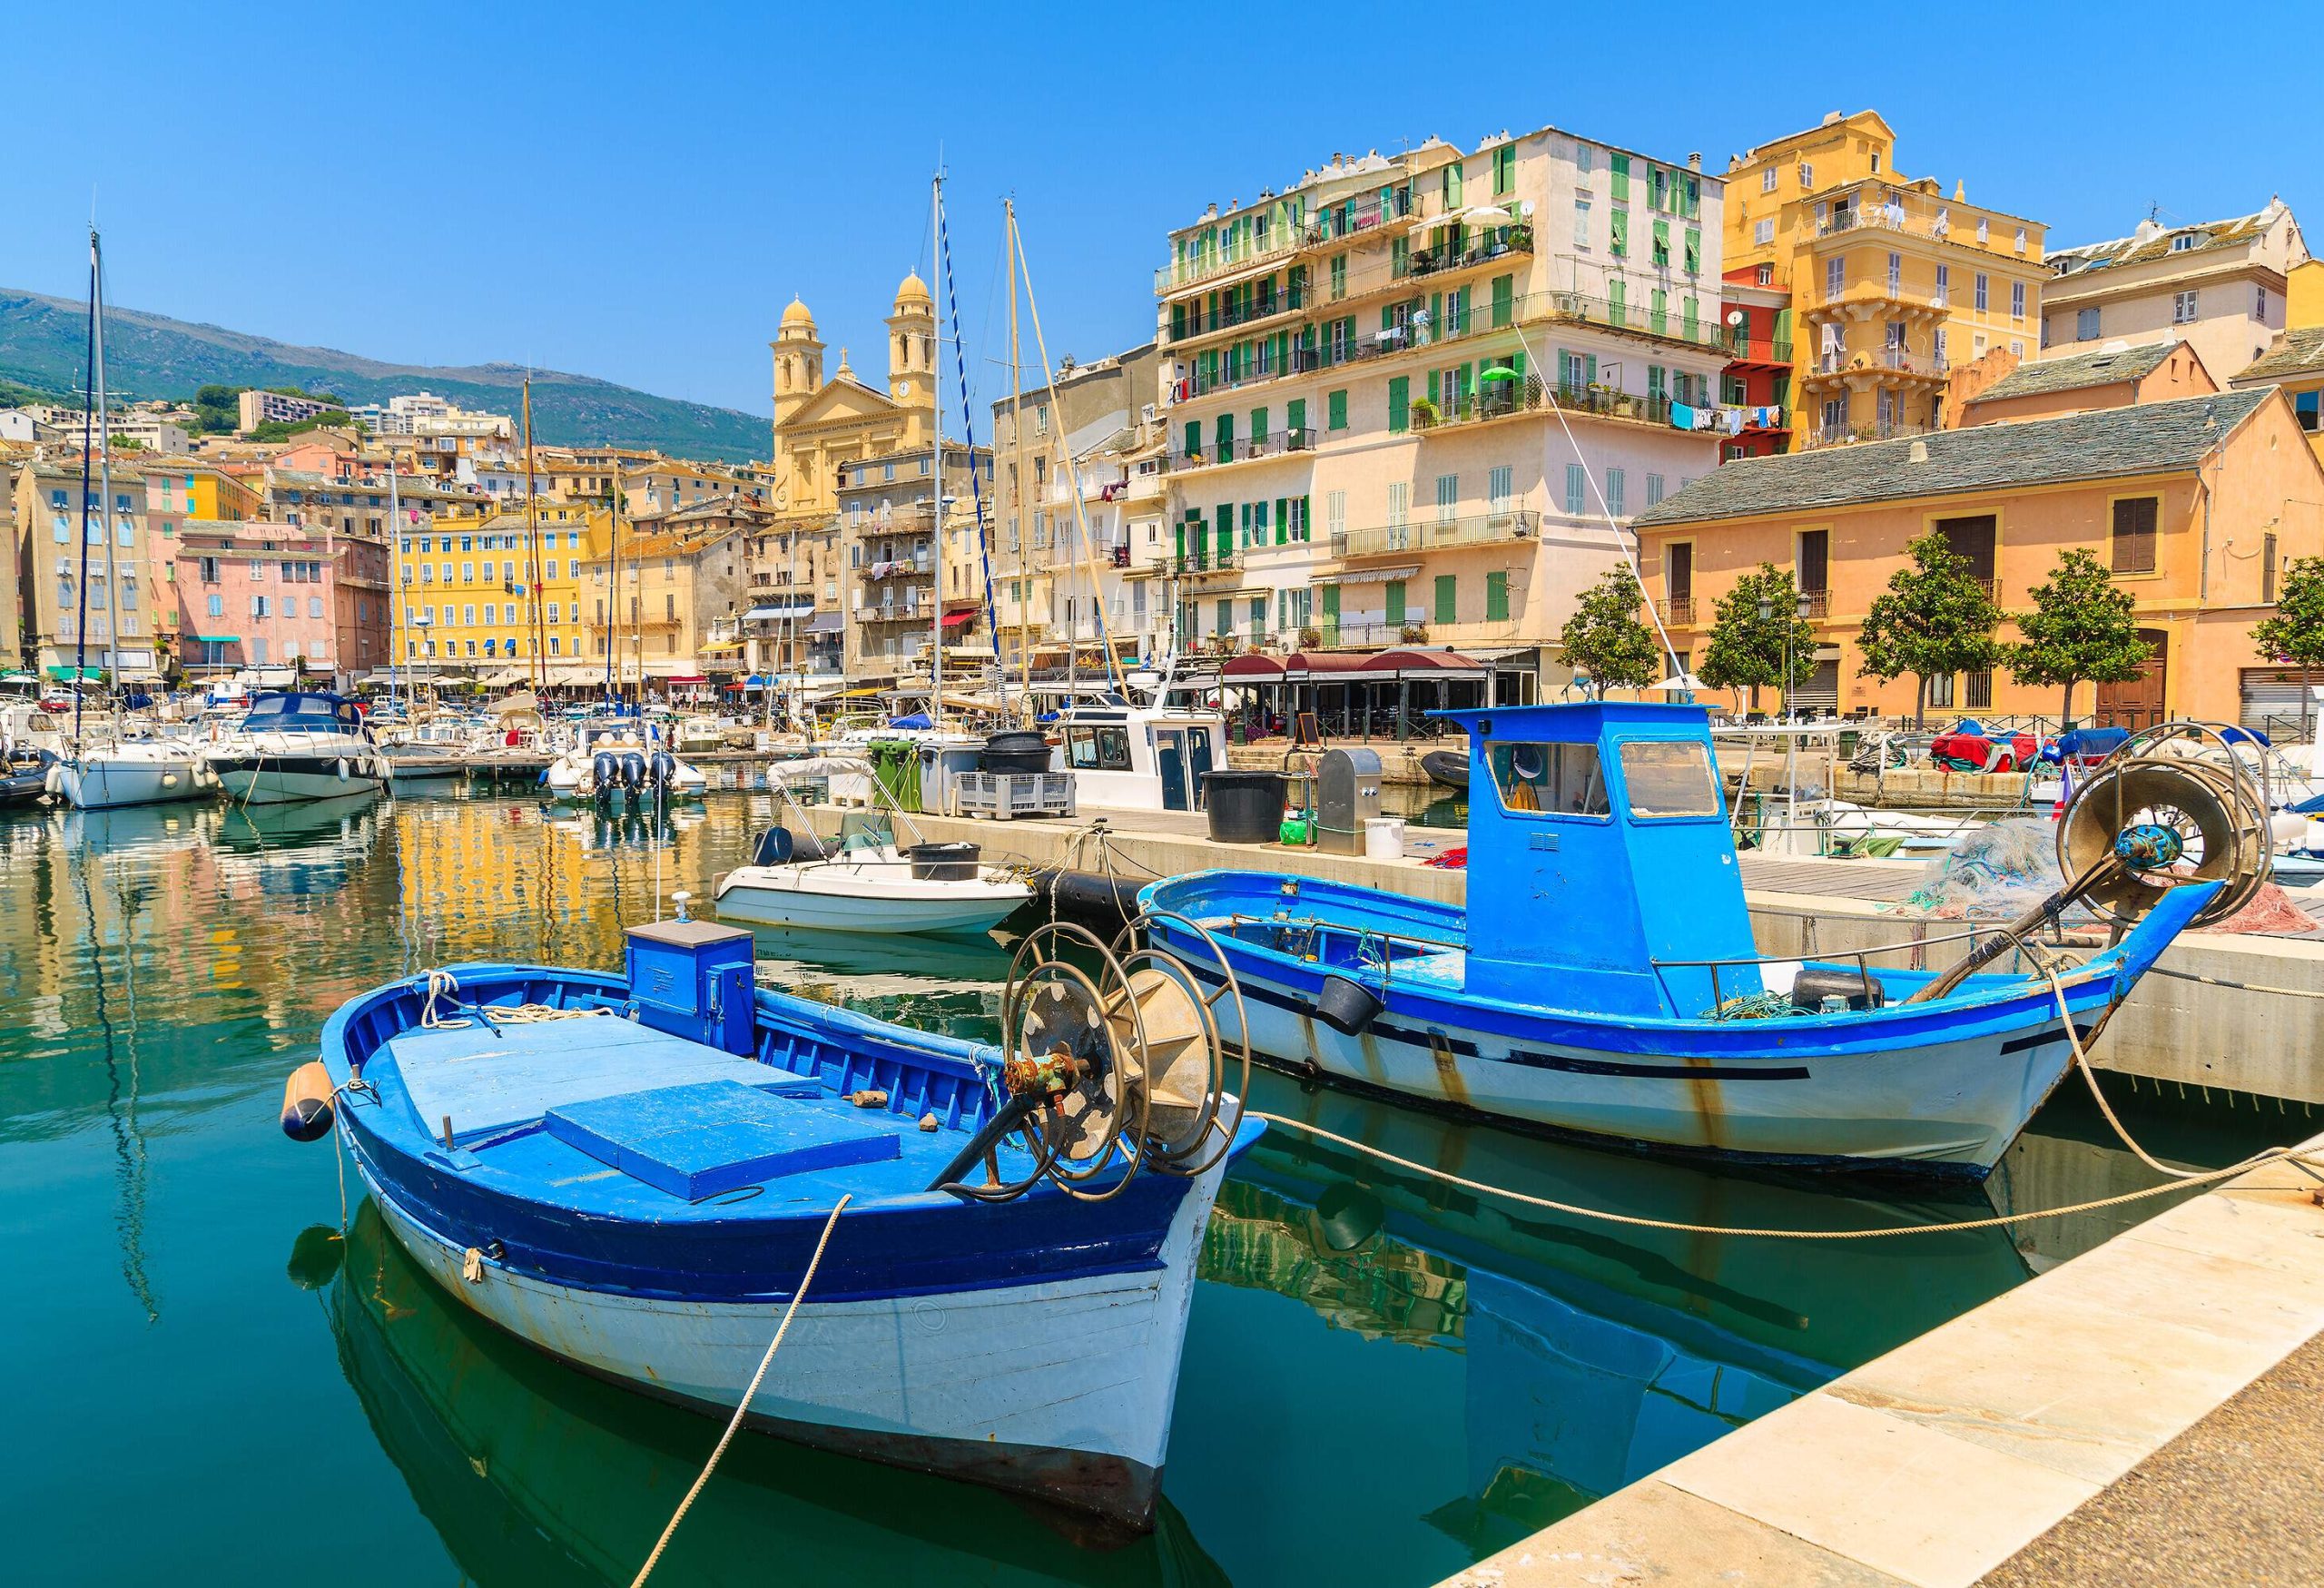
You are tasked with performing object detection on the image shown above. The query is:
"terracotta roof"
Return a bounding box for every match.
[1633,390,2274,528]
[2234,326,2324,384]
[1970,340,2179,403]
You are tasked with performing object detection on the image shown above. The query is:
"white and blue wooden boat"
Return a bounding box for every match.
[292,912,1259,1527]
[1143,702,2255,1179]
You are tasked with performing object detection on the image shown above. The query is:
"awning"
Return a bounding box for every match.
[743,602,815,620]
[665,674,710,686]
[940,609,978,629]
[45,666,103,681]
[699,639,743,653]
[1220,654,1286,680]
[803,612,845,635]
[1321,565,1419,587]
[192,634,241,645]
[1368,647,1486,674]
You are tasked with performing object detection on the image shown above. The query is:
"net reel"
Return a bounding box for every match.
[930,917,1247,1203]
[1909,719,2271,1002]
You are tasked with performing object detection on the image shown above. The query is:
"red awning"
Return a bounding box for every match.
[665,675,710,685]
[1282,651,1376,676]
[1365,647,1486,675]
[1220,653,1286,679]
[940,609,978,629]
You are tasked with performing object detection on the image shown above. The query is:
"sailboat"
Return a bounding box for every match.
[54,225,214,811]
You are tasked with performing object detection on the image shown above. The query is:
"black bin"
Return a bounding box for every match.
[1202,770,1288,843]
[905,841,981,881]
[981,731,1051,776]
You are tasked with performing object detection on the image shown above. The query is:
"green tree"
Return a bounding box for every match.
[1559,566,1659,694]
[1698,562,1817,711]
[2007,548,2147,726]
[1856,530,2003,726]
[2252,556,2324,737]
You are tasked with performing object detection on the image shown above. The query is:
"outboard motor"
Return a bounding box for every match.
[591,749,618,798]
[620,750,647,797]
[649,751,676,790]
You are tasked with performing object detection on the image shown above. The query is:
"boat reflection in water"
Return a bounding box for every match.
[1181,1077,2038,1564]
[329,1201,1231,1588]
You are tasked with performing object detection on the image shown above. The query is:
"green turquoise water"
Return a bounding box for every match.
[0,789,2295,1586]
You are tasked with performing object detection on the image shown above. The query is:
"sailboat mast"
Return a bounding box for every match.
[389,461,409,712]
[929,173,945,720]
[523,379,545,692]
[603,476,619,712]
[93,230,124,709]
[72,235,98,751]
[1006,201,1030,710]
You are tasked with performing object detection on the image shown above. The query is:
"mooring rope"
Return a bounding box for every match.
[2144,962,2324,1001]
[629,1194,850,1588]
[418,969,613,1031]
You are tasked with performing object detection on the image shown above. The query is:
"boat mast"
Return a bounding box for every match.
[93,228,125,720]
[929,172,945,723]
[388,459,409,713]
[523,378,546,694]
[1006,201,1031,713]
[73,231,98,754]
[603,475,618,712]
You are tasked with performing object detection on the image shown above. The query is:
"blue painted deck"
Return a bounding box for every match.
[388,1016,781,1141]
[545,1079,901,1200]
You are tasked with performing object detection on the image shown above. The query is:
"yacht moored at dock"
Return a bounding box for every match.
[202,692,386,804]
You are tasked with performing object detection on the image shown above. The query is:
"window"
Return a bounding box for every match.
[207,594,223,618]
[2011,281,2026,321]
[1887,252,1901,294]
[1761,167,1777,194]
[2111,496,2159,574]
[1605,468,1626,518]
[1330,254,1347,301]
[1486,570,1510,623]
[1825,257,1845,299]
[1797,161,1813,189]
[2077,306,2101,341]
[1564,463,1586,516]
[1433,573,1457,626]
[2172,290,2199,324]
[1974,273,1989,311]
[1934,263,1949,307]
[1488,466,1512,512]
[309,597,323,619]
[1488,741,1607,816]
[1620,741,1720,818]
[1063,725,1133,771]
[1326,389,1349,431]
[1976,217,1989,244]
[1573,199,1590,251]
[1387,376,1410,433]
[1753,218,1774,245]
[1325,490,1346,542]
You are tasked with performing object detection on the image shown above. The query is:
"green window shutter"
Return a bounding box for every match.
[1328,389,1348,430]
[1610,208,1629,256]
[1216,507,1233,563]
[1252,407,1268,447]
[1216,411,1235,462]
[1427,369,1440,406]
[1301,494,1311,538]
[1491,274,1513,328]
[1216,597,1232,635]
[1321,585,1339,620]
[1286,397,1305,436]
[1586,353,1598,386]
[1610,153,1630,202]
[1275,497,1289,546]
[1433,574,1457,626]
[1446,163,1464,206]
[1174,520,1186,560]
[1184,419,1200,459]
[1387,376,1410,433]
[1682,297,1700,341]
[1170,301,1186,341]
[1495,143,1515,196]
[1486,570,1510,623]
[1609,278,1626,325]
[1685,227,1702,274]
[1652,217,1669,257]
[1384,579,1406,626]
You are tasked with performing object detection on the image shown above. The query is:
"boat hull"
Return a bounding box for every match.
[714,868,1029,936]
[54,754,214,809]
[211,755,385,804]
[351,1113,1228,1525]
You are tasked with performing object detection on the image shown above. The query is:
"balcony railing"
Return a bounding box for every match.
[1168,287,1309,344]
[1412,381,1550,432]
[1548,290,1731,351]
[1728,338,1794,365]
[1191,342,1321,397]
[1658,596,1696,625]
[1801,589,1830,618]
[1304,184,1416,244]
[1332,509,1539,560]
[1812,188,2033,256]
[1804,348,1948,379]
[1798,419,1936,450]
[1155,232,1305,293]
[1174,549,1237,577]
[1170,427,1316,473]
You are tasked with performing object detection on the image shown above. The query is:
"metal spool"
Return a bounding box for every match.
[2062,720,2271,929]
[1111,907,1252,1178]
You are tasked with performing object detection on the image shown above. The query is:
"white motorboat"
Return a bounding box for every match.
[1049,699,1228,815]
[542,722,707,803]
[713,759,1031,936]
[203,692,388,804]
[53,740,218,810]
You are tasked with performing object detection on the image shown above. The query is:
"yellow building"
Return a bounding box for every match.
[2230,257,2324,465]
[393,498,600,677]
[1725,111,2047,449]
[576,512,748,690]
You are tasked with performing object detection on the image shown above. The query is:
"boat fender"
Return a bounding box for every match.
[337,758,350,782]
[752,825,795,866]
[1789,967,1886,1011]
[1313,974,1384,1036]
[280,1060,336,1141]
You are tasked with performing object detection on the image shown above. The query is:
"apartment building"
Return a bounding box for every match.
[237,389,340,431]
[393,498,597,676]
[1157,127,1729,667]
[2043,201,2305,380]
[11,457,164,680]
[989,342,1171,673]
[836,439,990,681]
[1725,111,2047,449]
[577,518,747,688]
[176,519,391,685]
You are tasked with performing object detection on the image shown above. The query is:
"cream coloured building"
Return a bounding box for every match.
[2042,201,2307,383]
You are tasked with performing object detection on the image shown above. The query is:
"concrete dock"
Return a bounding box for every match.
[1435,1137,2324,1588]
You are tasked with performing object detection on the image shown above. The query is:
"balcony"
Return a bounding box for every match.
[859,601,936,625]
[1333,510,1539,561]
[1544,289,1732,353]
[1167,287,1309,345]
[1727,337,1794,367]
[1392,225,1535,282]
[1810,186,2034,258]
[1155,231,1305,294]
[1304,184,1417,246]
[1657,596,1696,625]
[1169,427,1317,474]
[1798,419,1936,450]
[857,556,932,582]
[1801,345,1950,384]
[1174,549,1238,581]
[1190,342,1322,398]
[1412,381,1551,432]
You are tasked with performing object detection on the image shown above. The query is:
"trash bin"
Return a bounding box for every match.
[1202,770,1288,843]
[981,730,1051,776]
[1363,816,1407,861]
[904,841,981,881]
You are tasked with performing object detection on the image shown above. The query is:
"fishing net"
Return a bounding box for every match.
[1891,818,2100,924]
[1701,990,1810,1021]
[2202,883,2319,936]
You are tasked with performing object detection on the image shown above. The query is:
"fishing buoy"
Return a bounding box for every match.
[280,1060,336,1141]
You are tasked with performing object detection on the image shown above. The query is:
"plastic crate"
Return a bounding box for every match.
[950,771,1077,820]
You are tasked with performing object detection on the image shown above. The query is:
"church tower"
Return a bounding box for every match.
[884,271,936,417]
[770,297,824,442]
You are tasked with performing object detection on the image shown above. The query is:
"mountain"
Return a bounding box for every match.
[0,289,769,463]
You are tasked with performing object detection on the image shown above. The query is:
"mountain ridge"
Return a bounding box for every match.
[0,288,769,463]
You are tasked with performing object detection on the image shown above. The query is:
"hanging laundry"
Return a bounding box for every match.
[1721,408,1744,435]
[1692,407,1717,431]
[1670,401,1696,430]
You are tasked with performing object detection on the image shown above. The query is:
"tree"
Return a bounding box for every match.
[1559,566,1659,694]
[2252,556,2324,738]
[1698,562,1817,710]
[2007,548,2147,726]
[1856,530,2003,726]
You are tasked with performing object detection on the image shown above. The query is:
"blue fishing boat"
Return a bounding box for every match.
[1143,703,2264,1179]
[288,910,1259,1527]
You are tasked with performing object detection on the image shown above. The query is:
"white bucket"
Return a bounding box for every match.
[1363,816,1406,861]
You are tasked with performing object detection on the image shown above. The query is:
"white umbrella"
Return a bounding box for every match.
[1461,204,1516,227]
[1649,672,1709,691]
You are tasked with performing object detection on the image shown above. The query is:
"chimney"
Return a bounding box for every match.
[1687,152,1702,171]
[1907,439,1930,464]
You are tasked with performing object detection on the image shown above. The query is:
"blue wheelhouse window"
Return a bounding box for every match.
[1484,741,1608,818]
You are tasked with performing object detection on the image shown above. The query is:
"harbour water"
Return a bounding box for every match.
[0,789,2290,1586]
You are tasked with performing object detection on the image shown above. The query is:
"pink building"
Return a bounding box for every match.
[178,520,392,686]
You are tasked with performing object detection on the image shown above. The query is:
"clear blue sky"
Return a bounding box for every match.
[8,3,2319,430]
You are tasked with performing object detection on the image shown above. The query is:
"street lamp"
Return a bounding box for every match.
[1758,593,1813,720]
